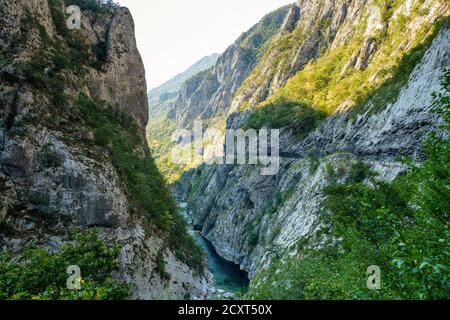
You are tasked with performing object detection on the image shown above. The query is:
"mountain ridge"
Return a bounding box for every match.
[163,0,450,299]
[148,53,220,104]
[0,0,208,300]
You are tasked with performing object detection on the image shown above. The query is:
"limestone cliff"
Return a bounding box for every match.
[171,5,291,128]
[0,0,207,299]
[180,26,450,276]
[169,0,450,282]
[85,6,149,135]
[148,54,220,108]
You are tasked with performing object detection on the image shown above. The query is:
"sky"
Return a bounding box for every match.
[117,0,294,90]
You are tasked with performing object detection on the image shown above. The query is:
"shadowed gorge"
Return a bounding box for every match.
[0,0,449,301]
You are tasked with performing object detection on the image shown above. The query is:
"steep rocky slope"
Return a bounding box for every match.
[147,5,293,183]
[167,0,450,287]
[148,54,220,112]
[180,26,450,277]
[0,0,207,299]
[171,5,291,128]
[147,54,220,183]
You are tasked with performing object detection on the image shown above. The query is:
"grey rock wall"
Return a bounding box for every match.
[0,0,206,300]
[181,26,450,277]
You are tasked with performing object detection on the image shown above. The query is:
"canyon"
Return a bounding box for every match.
[0,0,448,300]
[149,0,450,298]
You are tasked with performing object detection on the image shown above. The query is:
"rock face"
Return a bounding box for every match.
[171,0,450,279]
[231,0,447,113]
[148,54,220,125]
[0,0,207,299]
[180,26,450,277]
[172,5,290,128]
[85,7,149,135]
[171,0,449,129]
[149,54,220,105]
[292,27,450,161]
[172,0,387,126]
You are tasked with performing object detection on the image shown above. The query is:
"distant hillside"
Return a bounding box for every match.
[146,5,290,183]
[148,54,220,104]
[147,53,219,182]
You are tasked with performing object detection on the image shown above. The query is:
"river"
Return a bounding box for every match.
[179,203,249,294]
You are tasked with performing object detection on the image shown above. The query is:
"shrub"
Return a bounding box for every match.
[348,161,374,184]
[0,230,130,300]
[41,145,62,168]
[307,152,320,173]
[63,0,120,13]
[49,0,111,72]
[154,250,171,282]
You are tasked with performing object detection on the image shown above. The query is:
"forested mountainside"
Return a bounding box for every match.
[149,0,450,299]
[0,0,208,299]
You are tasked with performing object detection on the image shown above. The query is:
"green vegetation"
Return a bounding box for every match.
[306,152,321,173]
[145,4,291,182]
[147,112,226,184]
[246,70,450,300]
[147,115,188,184]
[154,249,171,282]
[347,161,374,184]
[239,6,291,65]
[279,16,442,114]
[0,230,130,300]
[264,189,294,217]
[41,147,62,168]
[5,1,111,112]
[10,14,70,108]
[350,19,447,116]
[245,99,326,137]
[2,1,205,295]
[62,0,119,13]
[238,2,447,134]
[244,188,294,249]
[187,172,204,202]
[49,0,112,72]
[74,95,204,274]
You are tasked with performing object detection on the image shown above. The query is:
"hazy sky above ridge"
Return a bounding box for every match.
[118,0,294,90]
